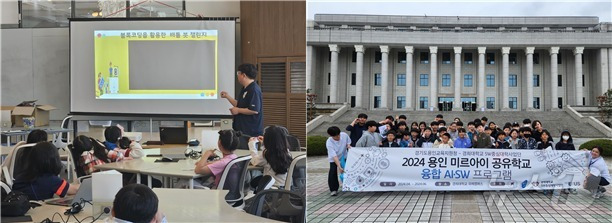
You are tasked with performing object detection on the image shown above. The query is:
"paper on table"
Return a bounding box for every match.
[143,148,161,156]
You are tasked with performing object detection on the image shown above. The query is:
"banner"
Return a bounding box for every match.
[342,147,590,192]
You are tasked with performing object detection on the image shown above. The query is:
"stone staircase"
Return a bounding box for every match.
[309,110,609,138]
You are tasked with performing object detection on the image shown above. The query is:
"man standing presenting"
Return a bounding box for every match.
[220,64,263,137]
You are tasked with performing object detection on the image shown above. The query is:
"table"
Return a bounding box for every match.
[0,127,72,146]
[24,202,94,223]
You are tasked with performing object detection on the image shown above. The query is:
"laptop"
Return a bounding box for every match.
[159,127,188,144]
[45,178,92,206]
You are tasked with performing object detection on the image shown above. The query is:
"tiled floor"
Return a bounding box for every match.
[307,156,612,223]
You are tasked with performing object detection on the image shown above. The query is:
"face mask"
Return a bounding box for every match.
[524,134,531,138]
[562,135,570,140]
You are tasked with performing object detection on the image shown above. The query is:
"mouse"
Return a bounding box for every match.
[29,200,43,208]
[161,157,173,162]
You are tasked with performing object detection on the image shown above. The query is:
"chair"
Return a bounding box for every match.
[1,181,10,196]
[3,143,36,187]
[68,144,87,179]
[255,175,275,194]
[52,115,72,149]
[237,135,252,150]
[284,154,306,195]
[286,135,301,151]
[247,189,305,223]
[216,155,252,207]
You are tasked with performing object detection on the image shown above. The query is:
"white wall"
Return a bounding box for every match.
[186,0,240,18]
[0,1,19,25]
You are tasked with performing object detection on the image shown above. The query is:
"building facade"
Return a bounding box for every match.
[307,14,612,111]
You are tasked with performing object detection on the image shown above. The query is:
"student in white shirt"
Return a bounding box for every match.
[584,146,610,198]
[326,126,351,196]
[248,125,293,188]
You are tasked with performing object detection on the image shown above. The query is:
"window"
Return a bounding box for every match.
[533,97,540,109]
[374,96,381,108]
[486,74,495,87]
[397,74,406,86]
[509,53,517,64]
[129,1,184,17]
[582,54,584,64]
[464,53,473,64]
[22,1,71,28]
[398,52,406,64]
[558,97,563,109]
[327,73,331,85]
[328,51,331,62]
[534,75,540,87]
[442,74,451,87]
[352,52,357,63]
[557,53,562,64]
[583,97,585,105]
[420,52,429,64]
[442,52,451,64]
[486,97,495,109]
[351,73,356,85]
[397,96,406,109]
[420,97,429,109]
[327,96,330,103]
[534,53,540,64]
[509,75,517,87]
[558,75,562,87]
[374,73,381,86]
[582,75,585,87]
[375,51,382,63]
[509,97,518,109]
[351,96,356,107]
[420,74,429,86]
[486,53,495,64]
[464,74,473,87]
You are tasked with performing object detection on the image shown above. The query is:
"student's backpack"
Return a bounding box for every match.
[1,190,31,216]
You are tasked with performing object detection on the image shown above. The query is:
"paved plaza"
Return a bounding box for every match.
[307,156,612,223]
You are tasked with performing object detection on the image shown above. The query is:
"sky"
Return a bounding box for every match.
[307,0,612,22]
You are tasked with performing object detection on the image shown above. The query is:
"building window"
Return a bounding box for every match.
[582,54,584,64]
[327,96,330,103]
[375,51,382,63]
[374,96,381,108]
[509,97,518,109]
[419,97,428,109]
[509,53,517,64]
[397,74,406,86]
[464,53,473,64]
[397,96,406,109]
[398,52,406,64]
[558,97,563,109]
[534,75,540,87]
[464,74,473,87]
[351,73,356,85]
[328,51,331,62]
[420,74,429,86]
[509,74,518,87]
[582,97,585,105]
[557,53,562,64]
[582,75,585,87]
[486,74,495,87]
[486,53,495,64]
[533,97,540,109]
[442,74,451,87]
[442,52,451,64]
[374,73,381,86]
[351,96,356,107]
[420,52,429,64]
[534,53,540,64]
[558,75,562,87]
[352,52,357,63]
[486,97,495,109]
[327,73,331,85]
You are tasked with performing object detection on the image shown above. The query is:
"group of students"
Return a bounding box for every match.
[346,113,575,150]
[326,113,610,198]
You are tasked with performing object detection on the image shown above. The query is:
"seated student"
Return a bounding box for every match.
[193,130,241,189]
[325,126,350,196]
[118,137,145,159]
[381,130,399,147]
[436,127,453,146]
[103,125,123,151]
[399,130,411,148]
[508,129,520,149]
[583,146,610,198]
[109,184,165,223]
[248,125,293,189]
[493,132,510,149]
[555,130,575,150]
[5,130,49,182]
[13,142,79,200]
[419,127,436,148]
[406,129,422,148]
[355,121,382,147]
[453,128,472,149]
[395,121,408,133]
[518,127,537,150]
[72,135,124,176]
[434,133,453,148]
[536,130,554,150]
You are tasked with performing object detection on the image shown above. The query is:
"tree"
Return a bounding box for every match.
[597,88,612,123]
[307,88,318,122]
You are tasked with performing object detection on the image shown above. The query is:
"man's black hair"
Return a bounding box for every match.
[238,63,258,79]
[385,116,394,121]
[481,117,488,122]
[456,121,464,126]
[438,120,446,126]
[365,120,379,128]
[398,115,407,120]
[358,113,368,119]
[113,184,159,223]
[522,119,531,125]
[327,126,341,137]
[436,114,443,118]
[104,126,122,143]
[26,129,48,144]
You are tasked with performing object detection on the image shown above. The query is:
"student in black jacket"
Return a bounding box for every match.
[493,132,510,149]
[536,130,554,150]
[555,130,576,150]
[381,130,400,147]
[346,113,368,147]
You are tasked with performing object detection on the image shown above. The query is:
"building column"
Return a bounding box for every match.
[380,45,389,109]
[526,47,535,110]
[608,48,612,92]
[405,46,414,110]
[354,45,365,108]
[429,46,438,111]
[453,47,462,111]
[550,47,560,110]
[329,44,339,103]
[573,47,584,105]
[477,47,486,110]
[600,48,610,96]
[306,45,314,92]
[501,47,511,110]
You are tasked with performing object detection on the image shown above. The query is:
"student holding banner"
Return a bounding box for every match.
[326,126,351,196]
[584,146,610,198]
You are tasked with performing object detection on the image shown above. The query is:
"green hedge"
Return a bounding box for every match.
[307,135,328,156]
[579,139,612,157]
